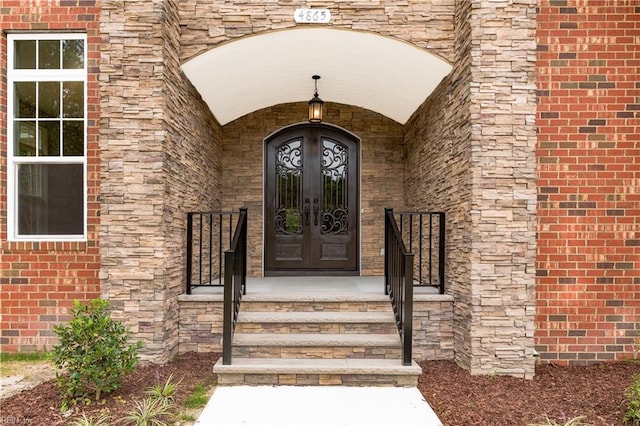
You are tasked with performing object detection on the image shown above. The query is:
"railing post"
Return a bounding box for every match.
[186,213,193,294]
[222,250,234,365]
[221,207,248,366]
[218,214,224,285]
[239,207,248,296]
[208,213,213,287]
[384,207,392,295]
[403,252,414,366]
[438,212,446,295]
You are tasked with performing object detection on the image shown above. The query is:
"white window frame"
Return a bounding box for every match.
[7,33,88,242]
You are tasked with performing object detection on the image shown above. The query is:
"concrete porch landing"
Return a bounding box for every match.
[195,385,442,426]
[188,275,441,297]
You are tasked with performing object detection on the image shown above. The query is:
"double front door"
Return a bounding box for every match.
[265,124,359,275]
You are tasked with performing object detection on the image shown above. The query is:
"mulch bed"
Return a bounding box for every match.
[419,360,640,426]
[0,352,220,425]
[1,353,638,425]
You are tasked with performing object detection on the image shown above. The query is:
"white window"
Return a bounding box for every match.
[7,34,87,241]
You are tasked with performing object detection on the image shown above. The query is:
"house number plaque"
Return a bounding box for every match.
[294,8,331,24]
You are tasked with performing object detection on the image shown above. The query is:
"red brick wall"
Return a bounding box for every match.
[0,1,101,352]
[536,1,640,364]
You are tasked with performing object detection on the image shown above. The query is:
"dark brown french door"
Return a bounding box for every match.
[265,124,359,275]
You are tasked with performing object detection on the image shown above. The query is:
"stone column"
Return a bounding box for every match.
[100,0,170,361]
[467,0,538,378]
[100,0,222,362]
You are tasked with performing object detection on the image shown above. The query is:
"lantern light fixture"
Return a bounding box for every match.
[308,75,324,123]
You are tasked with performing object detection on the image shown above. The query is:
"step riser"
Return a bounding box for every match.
[232,346,402,359]
[217,373,417,387]
[235,323,398,334]
[241,301,391,312]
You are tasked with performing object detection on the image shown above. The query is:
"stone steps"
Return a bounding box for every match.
[214,288,421,386]
[231,333,403,359]
[235,311,399,334]
[239,294,391,312]
[214,357,422,386]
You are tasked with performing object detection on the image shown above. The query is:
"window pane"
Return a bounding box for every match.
[63,39,84,69]
[39,121,61,156]
[18,164,84,235]
[38,40,60,69]
[14,82,36,118]
[39,82,60,118]
[14,121,37,156]
[14,40,36,69]
[63,121,84,156]
[63,82,84,118]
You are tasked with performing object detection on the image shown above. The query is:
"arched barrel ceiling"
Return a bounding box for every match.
[181,27,452,125]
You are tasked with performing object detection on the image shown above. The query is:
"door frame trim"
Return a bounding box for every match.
[262,122,361,277]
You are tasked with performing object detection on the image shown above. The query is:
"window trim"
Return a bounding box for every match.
[7,33,88,242]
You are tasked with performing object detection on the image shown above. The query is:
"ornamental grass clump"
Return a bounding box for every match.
[50,299,143,407]
[626,374,640,425]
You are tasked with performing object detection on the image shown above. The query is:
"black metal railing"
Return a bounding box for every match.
[222,207,248,365]
[384,207,414,366]
[186,210,240,294]
[396,210,446,295]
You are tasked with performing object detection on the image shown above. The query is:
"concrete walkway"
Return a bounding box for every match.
[195,386,442,426]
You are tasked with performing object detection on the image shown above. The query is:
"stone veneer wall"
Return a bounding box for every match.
[100,0,221,362]
[536,2,640,365]
[0,1,102,352]
[405,0,538,378]
[178,296,224,354]
[466,0,537,378]
[404,75,473,369]
[404,1,474,371]
[222,102,404,276]
[178,0,455,64]
[412,295,455,360]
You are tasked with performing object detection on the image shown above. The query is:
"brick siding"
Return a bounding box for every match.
[0,0,101,352]
[536,1,640,365]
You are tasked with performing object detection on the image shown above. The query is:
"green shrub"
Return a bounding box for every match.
[50,299,143,405]
[625,374,640,425]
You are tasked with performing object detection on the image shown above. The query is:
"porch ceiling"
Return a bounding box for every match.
[181,28,452,126]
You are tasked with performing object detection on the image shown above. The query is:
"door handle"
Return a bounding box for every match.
[304,206,310,226]
[313,198,319,226]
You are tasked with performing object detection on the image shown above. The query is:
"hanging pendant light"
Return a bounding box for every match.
[308,75,324,123]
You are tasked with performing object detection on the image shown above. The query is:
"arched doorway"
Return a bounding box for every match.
[264,124,359,275]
